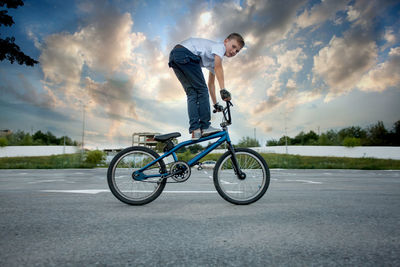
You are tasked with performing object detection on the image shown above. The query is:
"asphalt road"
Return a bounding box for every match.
[0,168,399,266]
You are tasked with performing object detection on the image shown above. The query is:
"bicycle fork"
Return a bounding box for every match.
[227,142,246,180]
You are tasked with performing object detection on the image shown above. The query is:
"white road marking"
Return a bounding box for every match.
[220,180,237,185]
[42,189,109,194]
[285,179,322,184]
[28,179,65,184]
[40,189,243,194]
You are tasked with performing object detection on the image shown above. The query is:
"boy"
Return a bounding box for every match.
[168,33,245,140]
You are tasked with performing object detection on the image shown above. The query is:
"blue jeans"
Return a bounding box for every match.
[169,46,211,133]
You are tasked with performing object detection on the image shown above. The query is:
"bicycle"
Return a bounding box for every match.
[107,101,270,205]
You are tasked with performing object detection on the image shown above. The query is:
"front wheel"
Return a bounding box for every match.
[107,146,167,205]
[213,148,270,205]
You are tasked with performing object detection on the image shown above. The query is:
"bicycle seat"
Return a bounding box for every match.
[154,132,181,142]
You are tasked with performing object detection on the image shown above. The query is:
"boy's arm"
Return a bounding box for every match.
[214,55,231,101]
[208,71,217,105]
[214,55,225,91]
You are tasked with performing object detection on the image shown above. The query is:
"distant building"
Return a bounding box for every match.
[132,132,160,148]
[0,129,12,137]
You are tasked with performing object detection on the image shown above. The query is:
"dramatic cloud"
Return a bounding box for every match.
[311,0,399,102]
[358,47,400,92]
[84,77,137,120]
[313,28,378,101]
[251,47,308,114]
[297,0,350,28]
[38,1,146,117]
[0,74,59,109]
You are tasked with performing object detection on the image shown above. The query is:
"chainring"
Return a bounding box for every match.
[170,161,191,182]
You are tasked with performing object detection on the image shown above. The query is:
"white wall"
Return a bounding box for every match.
[2,145,399,160]
[0,146,80,158]
[212,146,400,160]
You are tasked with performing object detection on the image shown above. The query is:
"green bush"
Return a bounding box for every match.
[0,137,8,147]
[85,150,106,165]
[343,137,361,147]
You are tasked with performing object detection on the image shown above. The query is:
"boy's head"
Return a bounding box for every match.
[224,33,245,58]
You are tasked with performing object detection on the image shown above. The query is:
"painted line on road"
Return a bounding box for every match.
[285,179,322,184]
[28,179,66,184]
[41,189,243,194]
[42,189,108,194]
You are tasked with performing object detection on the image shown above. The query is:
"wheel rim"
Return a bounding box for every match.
[111,150,163,202]
[216,152,266,202]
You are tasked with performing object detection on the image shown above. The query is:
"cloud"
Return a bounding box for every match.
[251,47,308,113]
[0,73,60,109]
[40,33,84,86]
[38,1,146,117]
[156,73,186,102]
[297,0,350,28]
[167,0,308,56]
[311,0,400,102]
[357,47,400,92]
[313,28,378,101]
[277,47,306,72]
[346,0,397,29]
[84,77,137,120]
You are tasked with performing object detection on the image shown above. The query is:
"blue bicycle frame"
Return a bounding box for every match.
[133,130,232,180]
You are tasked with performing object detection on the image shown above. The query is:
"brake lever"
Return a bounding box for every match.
[213,101,232,113]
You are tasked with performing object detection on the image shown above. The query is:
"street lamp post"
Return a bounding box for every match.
[81,105,86,161]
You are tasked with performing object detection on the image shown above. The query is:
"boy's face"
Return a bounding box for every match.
[224,38,242,58]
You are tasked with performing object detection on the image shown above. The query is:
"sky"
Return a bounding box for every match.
[1,0,400,149]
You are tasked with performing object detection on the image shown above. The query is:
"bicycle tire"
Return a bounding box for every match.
[213,148,270,205]
[107,146,167,205]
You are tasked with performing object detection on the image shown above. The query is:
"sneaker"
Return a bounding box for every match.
[191,129,201,140]
[202,126,221,137]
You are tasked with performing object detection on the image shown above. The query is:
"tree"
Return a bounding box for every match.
[266,139,278,146]
[0,0,39,66]
[85,150,105,165]
[188,144,203,154]
[278,136,291,146]
[21,133,33,145]
[366,121,389,146]
[291,131,318,145]
[58,136,75,146]
[237,136,260,148]
[46,131,58,145]
[389,120,400,146]
[33,130,47,145]
[338,126,367,145]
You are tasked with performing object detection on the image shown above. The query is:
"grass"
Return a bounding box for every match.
[196,153,400,170]
[0,152,399,170]
[0,153,96,169]
[259,153,400,170]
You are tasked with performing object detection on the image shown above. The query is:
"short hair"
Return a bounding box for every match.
[226,33,245,48]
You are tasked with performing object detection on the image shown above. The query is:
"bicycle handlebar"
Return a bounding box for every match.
[213,101,233,127]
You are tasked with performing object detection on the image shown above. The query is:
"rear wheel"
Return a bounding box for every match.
[107,146,166,205]
[213,148,270,205]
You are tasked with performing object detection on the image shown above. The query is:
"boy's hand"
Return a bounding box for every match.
[220,89,231,101]
[213,102,224,112]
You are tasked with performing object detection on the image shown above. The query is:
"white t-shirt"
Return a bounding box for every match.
[180,38,225,74]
